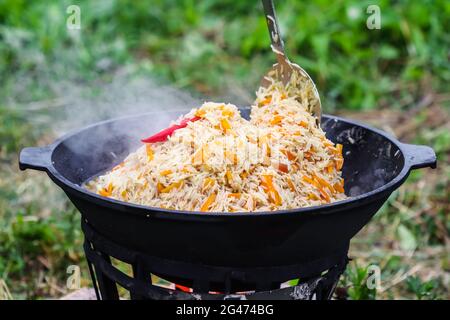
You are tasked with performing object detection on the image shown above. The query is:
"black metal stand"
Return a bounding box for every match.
[82,220,348,300]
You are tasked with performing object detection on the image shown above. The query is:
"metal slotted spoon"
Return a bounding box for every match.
[260,0,322,123]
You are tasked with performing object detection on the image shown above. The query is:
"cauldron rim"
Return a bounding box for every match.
[20,111,436,219]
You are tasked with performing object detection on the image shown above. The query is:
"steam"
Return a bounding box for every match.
[26,67,265,185]
[51,71,202,136]
[45,70,206,168]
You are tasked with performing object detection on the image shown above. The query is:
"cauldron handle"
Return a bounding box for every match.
[401,143,437,170]
[19,146,52,172]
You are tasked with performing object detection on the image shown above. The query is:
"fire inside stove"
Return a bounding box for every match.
[151,274,305,294]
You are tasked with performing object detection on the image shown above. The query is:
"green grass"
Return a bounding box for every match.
[0,0,448,299]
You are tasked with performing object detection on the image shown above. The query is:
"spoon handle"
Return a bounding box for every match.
[261,0,286,56]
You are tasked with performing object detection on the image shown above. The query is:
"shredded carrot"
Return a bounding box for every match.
[319,188,331,203]
[336,144,343,155]
[226,170,233,184]
[281,149,297,161]
[326,164,334,174]
[240,171,248,179]
[195,109,206,118]
[314,174,331,189]
[280,93,287,100]
[220,118,231,132]
[99,182,114,197]
[286,177,296,192]
[308,193,320,200]
[265,143,271,157]
[146,144,154,161]
[260,95,272,106]
[222,109,234,118]
[299,120,308,128]
[335,158,344,170]
[160,169,172,176]
[333,180,345,193]
[278,162,289,173]
[202,177,215,190]
[270,115,283,126]
[302,175,320,188]
[327,183,336,194]
[260,175,282,206]
[98,189,110,197]
[160,180,184,193]
[228,193,241,199]
[200,193,216,211]
[157,182,164,193]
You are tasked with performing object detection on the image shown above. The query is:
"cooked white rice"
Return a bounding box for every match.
[86,76,346,212]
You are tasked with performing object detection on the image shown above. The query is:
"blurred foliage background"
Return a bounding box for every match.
[0,0,448,299]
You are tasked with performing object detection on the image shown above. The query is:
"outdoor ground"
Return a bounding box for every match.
[0,0,448,299]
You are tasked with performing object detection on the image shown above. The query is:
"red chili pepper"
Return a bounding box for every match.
[141,116,201,143]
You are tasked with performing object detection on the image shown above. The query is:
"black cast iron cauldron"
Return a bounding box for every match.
[19,109,436,268]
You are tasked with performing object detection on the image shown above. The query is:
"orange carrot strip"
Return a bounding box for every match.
[286,177,296,192]
[202,177,215,190]
[99,182,114,197]
[226,170,233,184]
[308,193,320,200]
[160,180,183,193]
[195,109,206,118]
[302,176,320,188]
[146,144,154,161]
[160,169,172,176]
[270,115,283,126]
[200,193,217,211]
[335,158,344,170]
[261,175,282,206]
[299,121,309,128]
[222,109,234,118]
[260,96,272,106]
[336,144,343,155]
[220,118,231,132]
[333,180,345,193]
[278,163,289,173]
[282,149,296,161]
[326,164,334,174]
[314,174,331,189]
[319,188,331,203]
